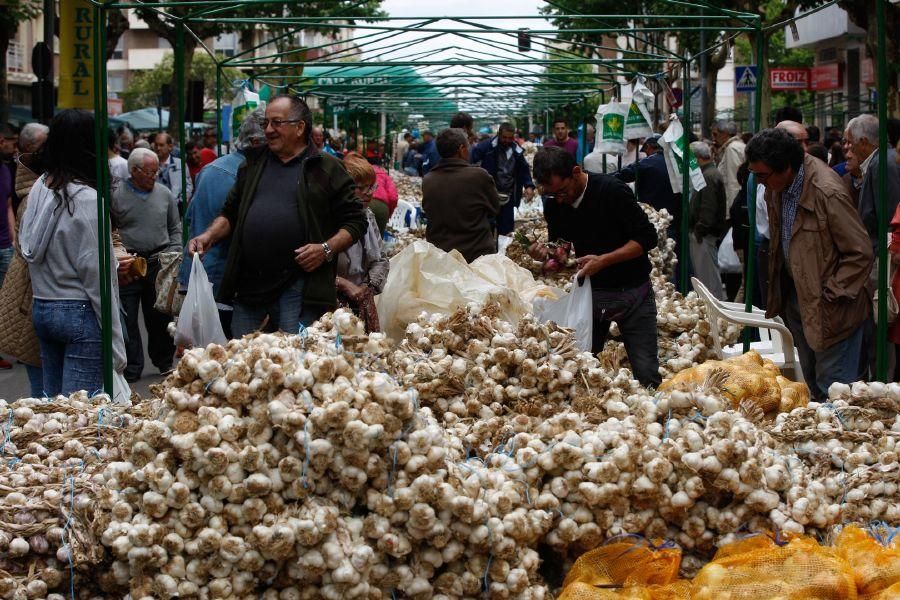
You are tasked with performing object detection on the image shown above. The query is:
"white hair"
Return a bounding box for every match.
[128,147,158,172]
[235,107,266,151]
[714,120,738,136]
[18,123,49,152]
[690,141,712,160]
[847,114,879,145]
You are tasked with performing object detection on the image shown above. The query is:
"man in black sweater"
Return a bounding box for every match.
[530,147,661,387]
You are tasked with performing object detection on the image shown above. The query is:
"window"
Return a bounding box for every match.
[108,74,126,93]
[158,37,171,50]
[112,37,124,60]
[214,32,237,58]
[6,41,24,73]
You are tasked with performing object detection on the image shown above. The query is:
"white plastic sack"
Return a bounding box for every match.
[111,371,132,406]
[231,83,260,139]
[532,276,593,351]
[717,228,742,274]
[594,101,629,155]
[659,114,707,194]
[624,76,655,140]
[175,254,227,348]
[376,242,558,342]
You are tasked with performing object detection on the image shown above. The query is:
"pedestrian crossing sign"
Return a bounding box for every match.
[735,66,758,93]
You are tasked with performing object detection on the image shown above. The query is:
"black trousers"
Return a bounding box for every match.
[591,283,662,388]
[119,258,175,380]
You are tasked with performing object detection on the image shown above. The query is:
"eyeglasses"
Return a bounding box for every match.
[262,118,302,129]
[748,168,774,182]
[354,182,378,195]
[133,166,156,178]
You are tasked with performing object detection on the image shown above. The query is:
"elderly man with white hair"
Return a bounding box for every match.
[689,141,727,299]
[711,119,745,210]
[844,113,900,381]
[112,146,182,382]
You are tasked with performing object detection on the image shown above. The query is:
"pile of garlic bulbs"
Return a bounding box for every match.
[389,304,641,424]
[392,172,423,203]
[384,227,426,259]
[98,310,553,599]
[0,393,141,599]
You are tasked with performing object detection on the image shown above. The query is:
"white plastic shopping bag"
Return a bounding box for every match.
[624,76,655,140]
[231,82,260,139]
[532,276,593,351]
[659,114,707,194]
[111,371,132,406]
[594,101,629,155]
[717,228,742,274]
[175,254,227,348]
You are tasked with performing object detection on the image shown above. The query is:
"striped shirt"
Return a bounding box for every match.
[781,163,805,260]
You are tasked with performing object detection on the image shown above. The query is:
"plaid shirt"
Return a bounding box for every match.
[780,163,805,260]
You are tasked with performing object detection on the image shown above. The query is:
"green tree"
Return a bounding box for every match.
[120,52,243,114]
[132,0,385,132]
[0,0,41,123]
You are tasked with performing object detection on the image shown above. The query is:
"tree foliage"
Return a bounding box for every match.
[120,52,244,113]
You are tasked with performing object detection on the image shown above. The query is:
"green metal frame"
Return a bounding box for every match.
[85,0,894,389]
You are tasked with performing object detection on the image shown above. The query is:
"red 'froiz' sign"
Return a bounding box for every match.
[770,68,809,91]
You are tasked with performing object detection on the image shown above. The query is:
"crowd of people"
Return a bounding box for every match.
[0,101,898,401]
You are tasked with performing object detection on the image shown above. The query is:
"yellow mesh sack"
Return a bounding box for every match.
[659,351,808,414]
[869,582,900,600]
[693,536,857,600]
[556,580,693,600]
[562,538,682,589]
[834,525,900,598]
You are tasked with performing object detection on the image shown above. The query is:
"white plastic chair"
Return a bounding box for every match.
[691,277,803,382]
[387,199,418,232]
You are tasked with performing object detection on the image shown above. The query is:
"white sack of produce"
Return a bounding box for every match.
[469,252,564,305]
[376,241,531,341]
[532,275,593,351]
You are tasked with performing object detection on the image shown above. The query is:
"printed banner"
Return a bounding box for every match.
[58,0,94,109]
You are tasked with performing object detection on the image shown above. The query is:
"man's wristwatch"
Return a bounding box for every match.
[322,242,334,262]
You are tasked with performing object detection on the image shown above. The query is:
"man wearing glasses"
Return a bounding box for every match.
[529,146,661,388]
[152,132,193,210]
[112,147,182,382]
[188,95,366,337]
[747,128,872,400]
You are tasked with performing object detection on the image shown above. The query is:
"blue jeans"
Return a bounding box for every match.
[32,300,103,396]
[25,365,44,397]
[782,280,863,400]
[0,246,13,287]
[232,278,321,338]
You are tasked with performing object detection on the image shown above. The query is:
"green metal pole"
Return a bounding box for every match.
[680,59,691,295]
[176,21,189,244]
[93,4,113,393]
[216,64,223,155]
[875,0,888,381]
[743,24,765,353]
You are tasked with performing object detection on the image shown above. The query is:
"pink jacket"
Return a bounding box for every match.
[373,167,398,216]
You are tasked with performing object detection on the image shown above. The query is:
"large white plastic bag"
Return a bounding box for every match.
[175,254,227,348]
[659,114,707,194]
[375,241,533,342]
[624,76,655,140]
[594,101,629,155]
[717,228,742,274]
[532,276,593,351]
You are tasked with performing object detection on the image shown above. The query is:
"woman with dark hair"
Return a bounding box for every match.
[828,141,845,168]
[18,109,126,395]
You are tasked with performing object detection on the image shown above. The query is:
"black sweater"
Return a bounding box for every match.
[544,173,658,290]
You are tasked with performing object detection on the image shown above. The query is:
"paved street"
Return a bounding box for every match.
[0,317,167,402]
